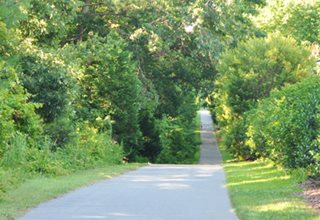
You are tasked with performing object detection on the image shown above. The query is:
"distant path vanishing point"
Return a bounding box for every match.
[19,109,237,220]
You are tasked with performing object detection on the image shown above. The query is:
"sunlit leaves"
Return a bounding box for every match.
[247,76,320,175]
[0,61,42,157]
[214,34,315,159]
[254,0,320,44]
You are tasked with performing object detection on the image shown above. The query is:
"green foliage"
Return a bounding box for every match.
[285,3,320,44]
[255,0,320,44]
[214,34,315,159]
[156,115,197,164]
[18,46,76,148]
[2,133,29,168]
[156,93,199,164]
[1,127,123,176]
[247,77,320,175]
[74,31,142,157]
[0,167,24,202]
[138,111,161,162]
[19,0,81,46]
[0,21,14,56]
[60,123,124,170]
[0,0,273,203]
[0,62,42,158]
[0,0,29,28]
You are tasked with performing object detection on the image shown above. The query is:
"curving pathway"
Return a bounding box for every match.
[19,110,237,220]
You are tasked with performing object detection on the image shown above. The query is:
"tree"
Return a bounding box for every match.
[18,45,76,148]
[0,61,42,157]
[74,32,142,158]
[214,34,315,158]
[254,0,320,44]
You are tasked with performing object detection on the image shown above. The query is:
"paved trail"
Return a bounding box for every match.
[20,110,237,220]
[199,109,222,165]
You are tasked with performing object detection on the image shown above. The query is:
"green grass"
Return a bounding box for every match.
[219,144,320,220]
[0,163,143,220]
[193,111,201,164]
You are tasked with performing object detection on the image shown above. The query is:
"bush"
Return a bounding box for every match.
[156,94,198,164]
[0,62,42,158]
[247,77,320,175]
[214,34,315,159]
[59,123,124,170]
[74,32,142,157]
[2,123,123,176]
[156,116,196,164]
[18,46,76,148]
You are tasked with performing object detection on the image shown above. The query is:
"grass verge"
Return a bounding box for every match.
[193,111,201,163]
[0,163,143,220]
[219,144,319,220]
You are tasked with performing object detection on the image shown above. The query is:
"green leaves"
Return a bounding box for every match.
[247,77,320,175]
[214,34,315,159]
[0,0,269,167]
[255,0,320,44]
[0,61,42,158]
[18,0,81,46]
[74,32,142,157]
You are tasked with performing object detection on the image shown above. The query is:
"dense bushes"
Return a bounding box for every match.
[214,34,315,159]
[156,93,199,164]
[156,115,199,164]
[213,30,320,177]
[0,62,42,157]
[247,77,320,175]
[75,32,142,157]
[18,48,76,148]
[0,129,123,201]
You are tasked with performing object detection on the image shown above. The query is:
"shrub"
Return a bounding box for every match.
[59,123,124,170]
[156,95,198,164]
[18,47,76,148]
[0,62,42,158]
[214,34,315,159]
[246,76,320,175]
[75,32,142,157]
[156,116,194,164]
[2,124,124,176]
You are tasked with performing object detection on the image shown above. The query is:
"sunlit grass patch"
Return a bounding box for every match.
[219,144,319,220]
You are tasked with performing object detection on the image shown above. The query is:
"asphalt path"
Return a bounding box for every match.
[19,110,237,220]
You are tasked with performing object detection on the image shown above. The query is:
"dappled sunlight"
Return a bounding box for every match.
[98,172,113,179]
[78,212,137,218]
[129,175,190,182]
[253,201,306,212]
[227,169,283,181]
[157,183,191,190]
[129,165,221,183]
[195,173,213,177]
[228,176,290,187]
[249,163,274,170]
[200,130,214,134]
[224,161,269,169]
